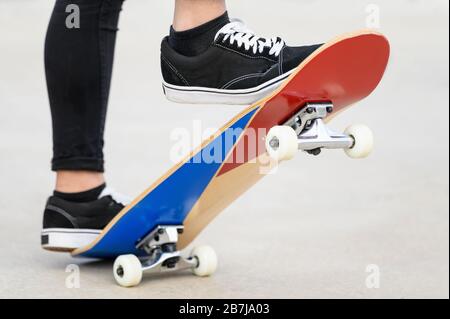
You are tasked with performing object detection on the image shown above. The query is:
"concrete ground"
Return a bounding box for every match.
[0,0,448,298]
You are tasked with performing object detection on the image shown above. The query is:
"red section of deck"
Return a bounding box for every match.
[219,32,390,176]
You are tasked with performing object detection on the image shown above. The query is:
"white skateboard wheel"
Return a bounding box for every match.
[113,254,143,287]
[265,126,298,161]
[190,246,218,277]
[344,124,374,159]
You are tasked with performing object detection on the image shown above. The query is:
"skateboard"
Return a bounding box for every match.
[72,30,390,287]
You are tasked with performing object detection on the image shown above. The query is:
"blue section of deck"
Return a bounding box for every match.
[79,108,257,258]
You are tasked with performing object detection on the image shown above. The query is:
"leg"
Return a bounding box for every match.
[173,0,226,31]
[45,0,124,192]
[42,0,127,251]
[55,171,105,193]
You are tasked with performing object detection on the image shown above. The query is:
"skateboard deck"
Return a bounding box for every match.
[73,30,390,259]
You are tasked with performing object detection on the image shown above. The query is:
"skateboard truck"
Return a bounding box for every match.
[266,103,374,161]
[294,103,354,154]
[136,225,197,273]
[113,225,218,287]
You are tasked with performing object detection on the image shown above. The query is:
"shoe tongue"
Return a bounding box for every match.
[99,187,132,206]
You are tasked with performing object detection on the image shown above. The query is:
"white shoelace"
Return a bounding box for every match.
[215,19,285,57]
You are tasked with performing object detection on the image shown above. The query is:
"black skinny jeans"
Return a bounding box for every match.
[45,0,124,172]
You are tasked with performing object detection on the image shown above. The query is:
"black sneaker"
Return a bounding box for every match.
[41,188,130,252]
[161,18,321,105]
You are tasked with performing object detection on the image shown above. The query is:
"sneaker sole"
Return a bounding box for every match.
[41,228,101,252]
[162,70,294,105]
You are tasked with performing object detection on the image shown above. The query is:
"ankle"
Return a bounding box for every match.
[168,11,229,56]
[173,0,226,31]
[55,170,105,193]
